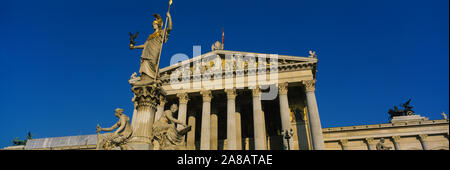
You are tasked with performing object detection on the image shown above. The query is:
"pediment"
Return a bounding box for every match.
[159,50,318,77]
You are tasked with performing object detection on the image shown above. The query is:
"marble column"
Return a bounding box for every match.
[262,110,267,149]
[131,95,138,127]
[176,92,189,130]
[210,113,218,150]
[365,138,376,150]
[244,138,250,150]
[200,90,212,150]
[303,80,325,150]
[418,134,429,150]
[236,112,242,150]
[154,96,166,123]
[339,139,349,150]
[252,87,266,150]
[392,136,401,150]
[278,82,294,150]
[225,88,237,150]
[186,112,196,150]
[129,85,160,150]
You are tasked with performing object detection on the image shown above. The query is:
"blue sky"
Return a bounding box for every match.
[0,0,448,148]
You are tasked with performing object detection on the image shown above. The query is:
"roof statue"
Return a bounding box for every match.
[12,132,32,146]
[211,41,223,51]
[211,29,225,51]
[441,112,448,120]
[388,99,415,119]
[308,50,317,58]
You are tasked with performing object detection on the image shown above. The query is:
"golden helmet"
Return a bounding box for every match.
[153,13,163,28]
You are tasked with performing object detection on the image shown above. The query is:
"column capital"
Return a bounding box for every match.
[177,92,190,104]
[278,82,288,95]
[131,85,160,110]
[392,136,401,143]
[302,80,316,92]
[225,88,237,99]
[251,86,261,97]
[201,90,213,102]
[365,137,376,145]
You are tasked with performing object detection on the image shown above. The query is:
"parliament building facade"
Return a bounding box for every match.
[4,50,449,150]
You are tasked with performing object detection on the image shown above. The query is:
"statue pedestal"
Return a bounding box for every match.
[390,115,429,123]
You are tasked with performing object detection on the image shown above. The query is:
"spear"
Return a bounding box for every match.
[154,0,173,82]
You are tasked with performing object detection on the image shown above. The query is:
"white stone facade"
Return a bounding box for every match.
[4,50,448,150]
